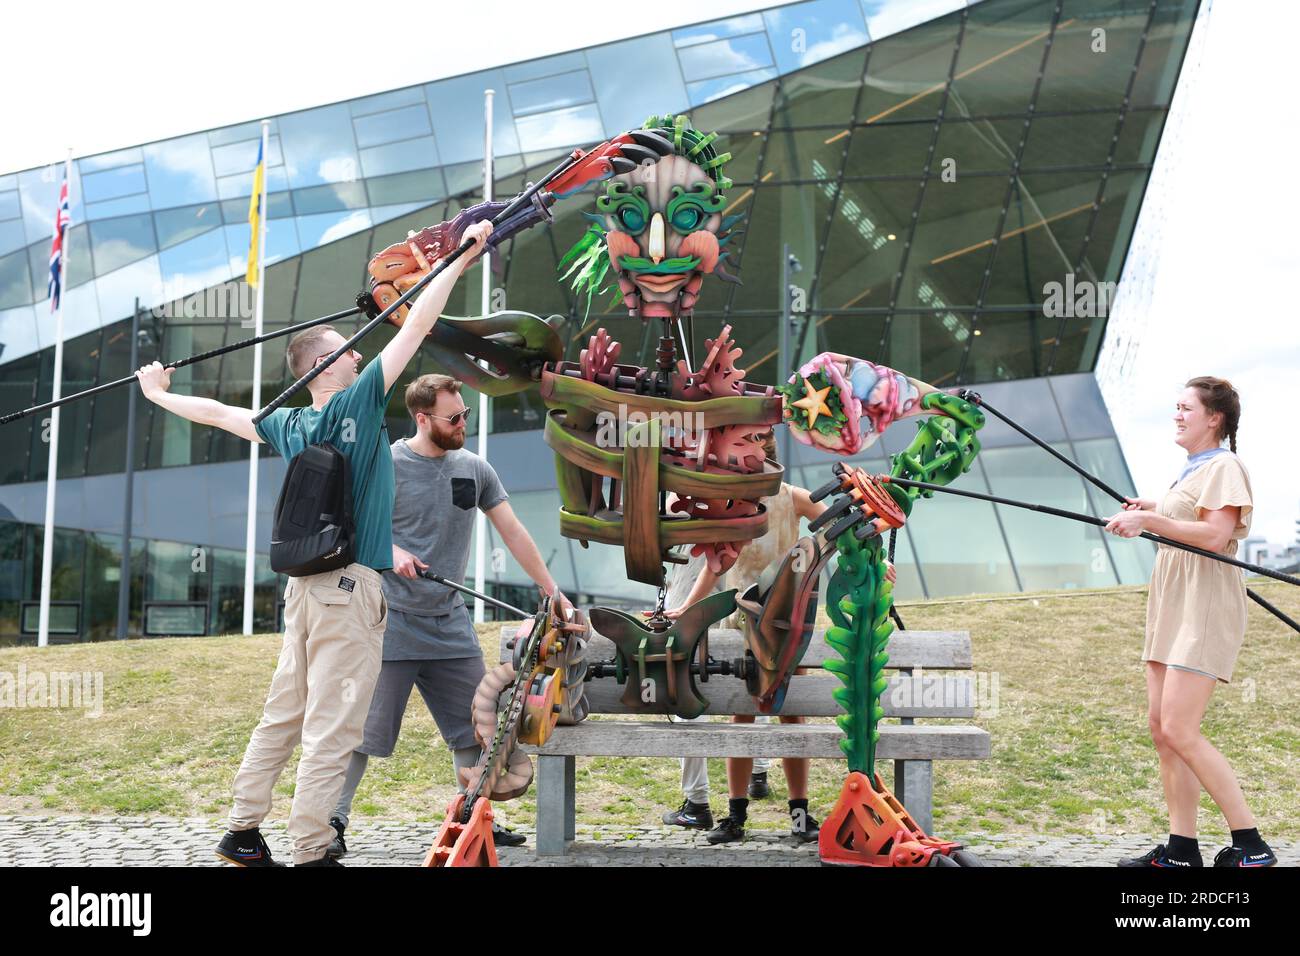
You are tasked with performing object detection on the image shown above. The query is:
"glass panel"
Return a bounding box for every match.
[359,137,439,179]
[80,164,147,204]
[365,168,446,207]
[691,78,776,132]
[1022,112,1116,170]
[585,34,690,137]
[844,121,935,177]
[216,164,289,202]
[1079,169,1148,284]
[426,69,521,165]
[903,470,1019,597]
[688,70,779,108]
[350,86,426,117]
[905,311,969,386]
[933,116,1019,175]
[54,326,101,479]
[143,133,219,208]
[1073,436,1153,583]
[965,311,1044,382]
[762,0,870,74]
[903,172,1010,309]
[86,316,137,477]
[353,104,433,148]
[508,70,594,117]
[0,218,25,257]
[816,176,918,313]
[774,47,869,129]
[980,442,1117,590]
[859,11,959,124]
[982,169,1101,305]
[80,146,143,173]
[513,104,604,152]
[763,126,855,182]
[1131,0,1198,106]
[674,13,766,48]
[158,228,232,291]
[294,209,372,250]
[88,213,157,276]
[504,51,588,84]
[291,180,368,216]
[154,202,222,250]
[207,120,278,148]
[677,34,775,83]
[85,193,153,220]
[0,353,40,483]
[277,104,361,189]
[0,190,19,220]
[0,248,32,309]
[1113,108,1166,166]
[1036,1,1151,112]
[948,0,1052,118]
[211,135,283,178]
[0,520,23,639]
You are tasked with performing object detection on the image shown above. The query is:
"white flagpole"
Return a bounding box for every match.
[242,120,270,636]
[473,89,494,623]
[38,151,73,648]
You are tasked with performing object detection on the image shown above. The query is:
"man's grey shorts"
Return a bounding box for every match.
[357,655,486,756]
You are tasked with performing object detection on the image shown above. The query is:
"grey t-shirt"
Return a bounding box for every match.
[381,440,508,655]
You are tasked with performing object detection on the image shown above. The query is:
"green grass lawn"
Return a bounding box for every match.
[1,581,1295,844]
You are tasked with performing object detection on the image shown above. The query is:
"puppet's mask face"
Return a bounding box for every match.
[599,156,724,320]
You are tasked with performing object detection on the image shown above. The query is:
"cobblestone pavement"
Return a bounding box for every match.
[0,816,1292,867]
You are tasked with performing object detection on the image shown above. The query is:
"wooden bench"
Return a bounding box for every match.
[497,625,990,856]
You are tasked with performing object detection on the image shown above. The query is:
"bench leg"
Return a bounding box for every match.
[894,759,933,835]
[535,755,575,857]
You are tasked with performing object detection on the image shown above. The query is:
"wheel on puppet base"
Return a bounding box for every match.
[424,792,499,868]
[817,771,982,867]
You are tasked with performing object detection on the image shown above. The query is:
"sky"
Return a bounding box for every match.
[1100,0,1300,549]
[1,0,1295,546]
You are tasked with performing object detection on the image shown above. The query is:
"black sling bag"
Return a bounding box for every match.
[269,422,356,576]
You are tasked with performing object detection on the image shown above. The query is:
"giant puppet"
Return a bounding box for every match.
[363,115,987,868]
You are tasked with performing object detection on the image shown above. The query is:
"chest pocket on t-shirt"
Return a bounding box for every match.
[451,477,477,510]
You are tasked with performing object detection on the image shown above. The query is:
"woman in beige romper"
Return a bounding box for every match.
[1103,377,1276,868]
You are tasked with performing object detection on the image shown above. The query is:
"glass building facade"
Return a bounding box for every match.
[0,0,1200,642]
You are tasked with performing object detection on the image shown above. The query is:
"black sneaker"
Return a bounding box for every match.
[1214,844,1277,867]
[296,855,343,867]
[706,816,746,845]
[326,816,347,860]
[791,809,820,843]
[1117,844,1202,868]
[662,799,714,831]
[748,771,770,799]
[215,827,285,867]
[492,823,527,848]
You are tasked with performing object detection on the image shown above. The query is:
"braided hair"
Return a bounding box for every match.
[1185,376,1240,452]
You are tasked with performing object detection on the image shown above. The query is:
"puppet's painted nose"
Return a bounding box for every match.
[648,212,666,264]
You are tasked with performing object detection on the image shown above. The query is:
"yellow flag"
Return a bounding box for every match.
[246,139,264,288]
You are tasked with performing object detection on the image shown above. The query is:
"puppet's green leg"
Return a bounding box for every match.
[824,531,893,778]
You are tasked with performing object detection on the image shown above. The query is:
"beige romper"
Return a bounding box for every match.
[1143,453,1254,683]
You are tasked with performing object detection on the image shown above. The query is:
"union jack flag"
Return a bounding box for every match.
[48,168,70,312]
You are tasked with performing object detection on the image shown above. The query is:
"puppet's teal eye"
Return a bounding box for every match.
[670,206,702,232]
[618,206,646,234]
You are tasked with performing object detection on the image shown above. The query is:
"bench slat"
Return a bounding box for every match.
[576,673,976,718]
[525,721,990,760]
[497,625,972,670]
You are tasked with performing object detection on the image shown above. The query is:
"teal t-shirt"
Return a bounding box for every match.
[255,359,397,571]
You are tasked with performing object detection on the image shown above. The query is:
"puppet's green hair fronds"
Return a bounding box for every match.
[641,114,733,191]
[557,224,623,318]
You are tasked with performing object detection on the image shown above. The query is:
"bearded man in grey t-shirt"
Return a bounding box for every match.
[329,373,573,857]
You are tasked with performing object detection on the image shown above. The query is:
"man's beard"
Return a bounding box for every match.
[431,426,465,451]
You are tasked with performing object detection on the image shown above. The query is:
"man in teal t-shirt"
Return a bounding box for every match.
[134,220,492,866]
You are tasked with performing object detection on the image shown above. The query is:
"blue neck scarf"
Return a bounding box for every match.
[1175,446,1227,485]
